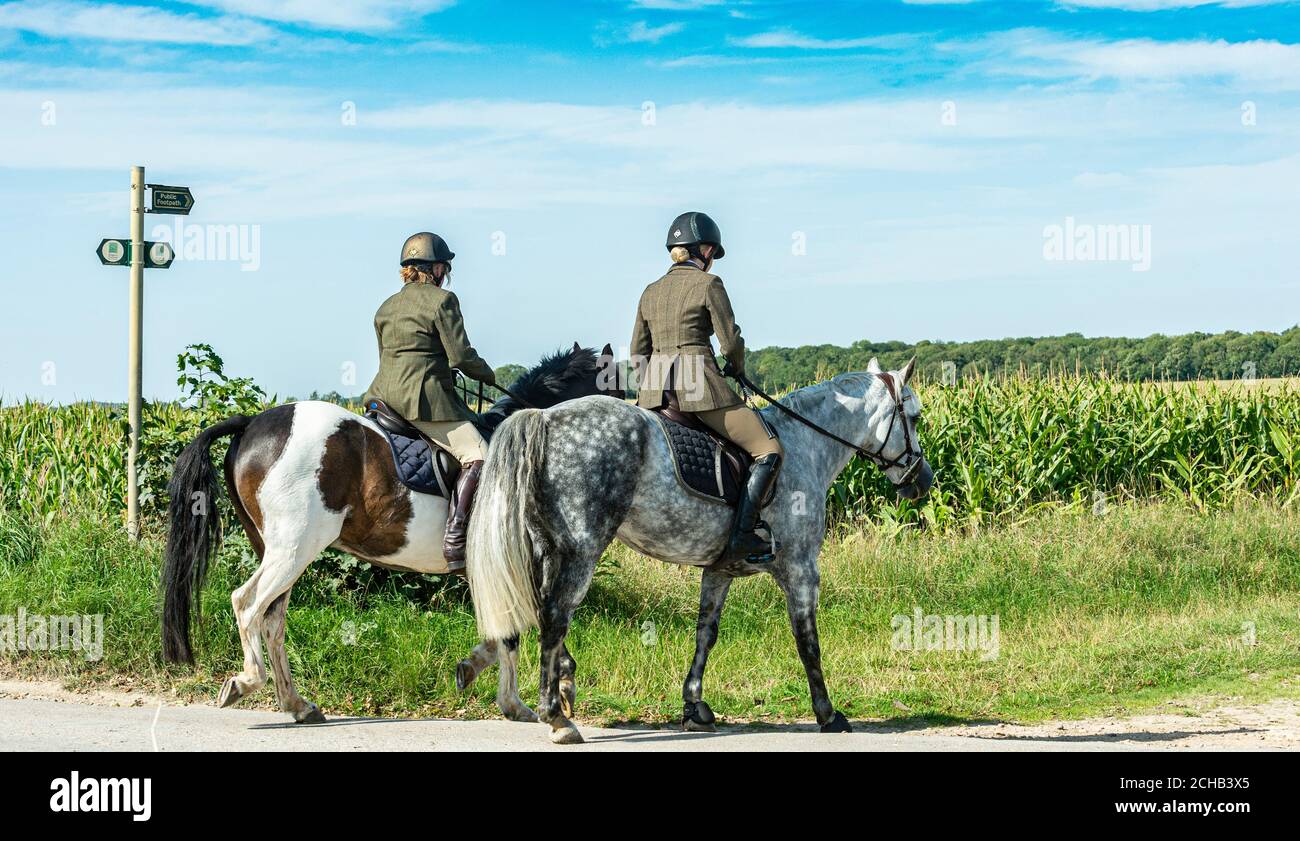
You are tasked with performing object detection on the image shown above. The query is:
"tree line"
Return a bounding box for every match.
[745,327,1300,392]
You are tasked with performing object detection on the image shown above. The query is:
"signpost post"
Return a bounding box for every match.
[99,167,191,541]
[127,167,144,541]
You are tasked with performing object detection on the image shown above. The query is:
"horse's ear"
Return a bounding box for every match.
[601,343,613,358]
[900,356,916,385]
[867,357,882,374]
[572,341,582,354]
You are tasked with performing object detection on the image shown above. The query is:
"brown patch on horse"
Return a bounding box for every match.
[318,419,413,557]
[227,403,296,559]
[224,440,265,560]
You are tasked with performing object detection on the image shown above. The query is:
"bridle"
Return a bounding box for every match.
[736,371,925,487]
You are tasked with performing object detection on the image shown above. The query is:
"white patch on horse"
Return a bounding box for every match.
[257,401,350,552]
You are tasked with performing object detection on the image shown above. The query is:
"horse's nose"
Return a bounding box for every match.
[897,459,933,501]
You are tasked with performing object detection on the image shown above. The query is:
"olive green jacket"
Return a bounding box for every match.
[364,282,495,423]
[630,262,745,412]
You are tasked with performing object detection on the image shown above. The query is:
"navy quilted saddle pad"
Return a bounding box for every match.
[364,407,460,497]
[652,413,745,505]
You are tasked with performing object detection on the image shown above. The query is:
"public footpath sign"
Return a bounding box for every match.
[146,184,195,215]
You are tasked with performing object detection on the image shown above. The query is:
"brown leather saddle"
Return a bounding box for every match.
[364,399,461,498]
[649,392,755,506]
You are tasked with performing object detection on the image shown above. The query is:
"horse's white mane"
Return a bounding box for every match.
[778,372,875,414]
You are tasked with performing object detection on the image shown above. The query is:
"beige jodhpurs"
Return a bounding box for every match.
[694,403,783,460]
[412,419,489,466]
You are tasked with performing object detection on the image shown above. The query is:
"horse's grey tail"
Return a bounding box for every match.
[467,408,546,641]
[162,415,251,664]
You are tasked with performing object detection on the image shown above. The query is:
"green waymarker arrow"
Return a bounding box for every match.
[96,239,175,269]
[146,184,194,215]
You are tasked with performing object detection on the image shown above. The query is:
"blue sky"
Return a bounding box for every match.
[1,0,1298,403]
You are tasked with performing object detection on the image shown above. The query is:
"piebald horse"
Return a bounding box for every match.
[161,344,616,724]
[466,357,933,744]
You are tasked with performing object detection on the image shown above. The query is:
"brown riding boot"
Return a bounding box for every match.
[443,460,483,569]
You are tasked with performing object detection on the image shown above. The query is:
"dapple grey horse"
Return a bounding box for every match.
[465,357,933,744]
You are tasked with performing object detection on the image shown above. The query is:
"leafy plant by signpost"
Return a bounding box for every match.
[135,343,267,529]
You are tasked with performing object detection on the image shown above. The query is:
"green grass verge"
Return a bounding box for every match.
[1,502,1298,725]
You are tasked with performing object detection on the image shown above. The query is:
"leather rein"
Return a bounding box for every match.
[735,371,924,485]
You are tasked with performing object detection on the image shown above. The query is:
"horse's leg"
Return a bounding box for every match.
[219,535,331,709]
[681,568,733,732]
[557,644,577,719]
[455,639,499,691]
[536,552,599,745]
[220,565,266,708]
[454,637,536,722]
[775,563,852,733]
[496,636,538,723]
[263,589,325,723]
[538,603,583,744]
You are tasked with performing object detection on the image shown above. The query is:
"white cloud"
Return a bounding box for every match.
[1057,0,1292,9]
[0,0,275,45]
[625,21,683,43]
[731,28,915,50]
[629,0,726,9]
[1018,35,1300,88]
[188,0,456,31]
[595,20,684,46]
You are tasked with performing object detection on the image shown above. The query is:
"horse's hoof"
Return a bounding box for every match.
[501,703,540,723]
[682,700,716,732]
[559,679,577,719]
[549,721,584,745]
[455,660,476,692]
[295,706,326,725]
[820,711,852,733]
[217,677,242,709]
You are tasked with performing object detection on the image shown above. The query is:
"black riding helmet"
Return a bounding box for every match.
[666,211,725,260]
[400,232,455,266]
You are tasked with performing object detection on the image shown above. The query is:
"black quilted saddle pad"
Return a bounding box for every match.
[652,414,742,505]
[366,414,457,497]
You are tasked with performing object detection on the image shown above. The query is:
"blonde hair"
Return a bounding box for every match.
[400,262,450,286]
[669,246,692,263]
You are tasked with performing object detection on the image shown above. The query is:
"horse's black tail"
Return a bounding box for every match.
[162,415,252,664]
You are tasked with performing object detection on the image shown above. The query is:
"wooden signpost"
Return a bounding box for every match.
[97,167,193,540]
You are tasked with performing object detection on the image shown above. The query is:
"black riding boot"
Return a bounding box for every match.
[443,460,483,570]
[724,453,782,563]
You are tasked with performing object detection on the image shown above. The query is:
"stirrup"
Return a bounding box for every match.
[747,519,780,562]
[726,521,779,564]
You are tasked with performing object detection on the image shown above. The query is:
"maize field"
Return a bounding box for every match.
[5,375,1300,534]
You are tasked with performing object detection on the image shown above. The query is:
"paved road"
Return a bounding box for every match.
[0,695,1149,751]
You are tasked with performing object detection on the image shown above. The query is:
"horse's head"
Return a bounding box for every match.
[861,356,933,501]
[478,343,621,434]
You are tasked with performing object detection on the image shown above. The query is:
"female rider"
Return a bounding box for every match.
[630,212,784,563]
[364,232,495,570]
